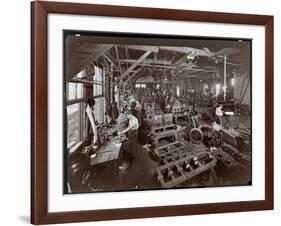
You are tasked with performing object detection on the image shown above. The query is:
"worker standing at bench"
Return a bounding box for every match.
[215,104,224,127]
[118,109,139,169]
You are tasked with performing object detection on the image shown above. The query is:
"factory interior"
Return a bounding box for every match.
[65,34,252,193]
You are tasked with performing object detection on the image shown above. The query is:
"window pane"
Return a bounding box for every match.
[67,103,81,148]
[93,66,103,97]
[68,83,76,100]
[77,83,83,99]
[94,66,102,82]
[216,83,221,96]
[93,97,105,123]
[94,84,103,96]
[68,82,84,100]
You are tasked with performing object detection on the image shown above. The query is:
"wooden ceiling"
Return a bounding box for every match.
[65,35,251,83]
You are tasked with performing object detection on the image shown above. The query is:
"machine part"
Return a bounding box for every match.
[163,148,209,163]
[221,129,238,147]
[150,113,173,127]
[198,125,212,134]
[156,151,217,188]
[96,123,109,146]
[203,130,222,148]
[173,113,189,125]
[189,128,203,144]
[151,123,177,134]
[150,124,178,148]
[154,141,185,158]
[98,133,106,145]
[151,130,177,148]
[172,106,184,114]
[211,148,236,170]
[221,143,249,163]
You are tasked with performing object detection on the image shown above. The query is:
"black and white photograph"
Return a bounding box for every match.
[64,31,252,194]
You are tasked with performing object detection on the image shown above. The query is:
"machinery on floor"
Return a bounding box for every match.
[65,38,252,193]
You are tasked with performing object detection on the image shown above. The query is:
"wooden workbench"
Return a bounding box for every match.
[90,139,122,166]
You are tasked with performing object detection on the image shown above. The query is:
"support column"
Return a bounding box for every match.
[224,55,227,101]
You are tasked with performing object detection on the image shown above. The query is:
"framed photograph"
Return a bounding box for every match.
[31,1,274,224]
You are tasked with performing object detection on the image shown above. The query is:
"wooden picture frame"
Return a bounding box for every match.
[31,1,274,224]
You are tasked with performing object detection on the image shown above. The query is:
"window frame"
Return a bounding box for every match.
[66,70,88,149]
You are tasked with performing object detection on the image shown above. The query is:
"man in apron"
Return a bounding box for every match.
[118,110,139,169]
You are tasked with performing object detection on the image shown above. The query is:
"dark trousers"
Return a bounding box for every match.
[128,130,138,160]
[121,130,139,164]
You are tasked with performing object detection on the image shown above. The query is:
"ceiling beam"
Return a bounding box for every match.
[138,63,218,73]
[211,48,240,58]
[118,50,152,81]
[127,67,144,82]
[102,54,117,68]
[174,55,188,65]
[113,58,172,65]
[159,46,214,57]
[114,46,123,75]
[121,45,159,53]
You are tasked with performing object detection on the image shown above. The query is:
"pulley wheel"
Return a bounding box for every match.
[189,128,203,144]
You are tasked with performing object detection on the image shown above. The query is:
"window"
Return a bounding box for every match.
[215,83,221,96]
[67,103,82,149]
[135,83,146,88]
[92,66,105,123]
[67,70,84,101]
[93,66,103,97]
[67,83,83,100]
[93,97,105,123]
[66,70,86,149]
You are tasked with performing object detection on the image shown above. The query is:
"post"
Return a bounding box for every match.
[224,55,227,101]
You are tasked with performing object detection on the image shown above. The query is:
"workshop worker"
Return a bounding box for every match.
[130,101,140,124]
[120,110,139,140]
[119,110,139,167]
[215,104,224,127]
